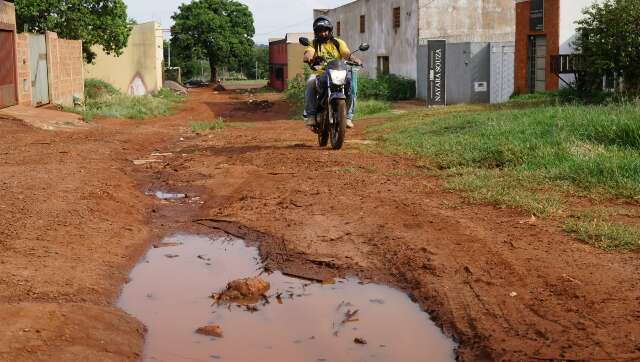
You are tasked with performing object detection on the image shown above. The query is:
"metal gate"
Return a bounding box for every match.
[29,34,50,106]
[427,40,446,107]
[0,30,17,108]
[490,43,515,104]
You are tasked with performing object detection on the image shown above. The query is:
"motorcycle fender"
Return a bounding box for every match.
[329,92,346,102]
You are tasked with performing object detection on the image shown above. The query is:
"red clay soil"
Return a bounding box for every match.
[1,89,639,361]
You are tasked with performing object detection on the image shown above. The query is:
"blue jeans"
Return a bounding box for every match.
[304,74,355,120]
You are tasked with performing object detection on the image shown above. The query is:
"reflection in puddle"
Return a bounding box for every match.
[117,234,456,361]
[146,191,187,200]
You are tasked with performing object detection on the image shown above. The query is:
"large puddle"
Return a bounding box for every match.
[118,234,456,361]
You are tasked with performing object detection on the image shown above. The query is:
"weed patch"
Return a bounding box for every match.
[75,79,184,121]
[564,209,640,251]
[191,118,226,132]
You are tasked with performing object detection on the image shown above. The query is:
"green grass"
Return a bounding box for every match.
[564,209,640,251]
[374,104,640,200]
[190,118,226,132]
[369,99,640,250]
[354,99,392,119]
[74,79,184,121]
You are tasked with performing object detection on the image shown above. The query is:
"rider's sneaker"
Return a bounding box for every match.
[346,118,354,129]
[304,115,316,129]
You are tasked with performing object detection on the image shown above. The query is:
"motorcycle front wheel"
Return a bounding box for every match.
[330,100,347,150]
[318,112,329,147]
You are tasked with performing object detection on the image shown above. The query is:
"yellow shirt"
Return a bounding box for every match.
[305,38,351,75]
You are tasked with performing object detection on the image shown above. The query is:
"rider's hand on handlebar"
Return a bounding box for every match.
[312,55,326,65]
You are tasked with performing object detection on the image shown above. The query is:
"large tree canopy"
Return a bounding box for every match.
[15,0,132,63]
[574,0,640,91]
[171,0,255,82]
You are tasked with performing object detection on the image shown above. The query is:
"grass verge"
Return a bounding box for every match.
[190,118,256,132]
[369,96,640,251]
[564,209,640,251]
[73,79,184,122]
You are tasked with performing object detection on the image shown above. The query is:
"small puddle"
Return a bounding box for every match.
[146,191,187,201]
[118,234,456,361]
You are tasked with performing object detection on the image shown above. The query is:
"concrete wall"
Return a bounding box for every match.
[85,22,164,95]
[286,33,313,82]
[46,32,84,107]
[418,0,515,43]
[314,0,419,81]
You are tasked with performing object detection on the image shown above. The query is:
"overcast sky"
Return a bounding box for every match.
[124,0,353,44]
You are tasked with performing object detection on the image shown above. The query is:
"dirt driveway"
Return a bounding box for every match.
[0,89,638,361]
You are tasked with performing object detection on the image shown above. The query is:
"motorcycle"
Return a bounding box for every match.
[299,37,370,150]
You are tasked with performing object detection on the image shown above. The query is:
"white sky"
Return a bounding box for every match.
[124,0,354,44]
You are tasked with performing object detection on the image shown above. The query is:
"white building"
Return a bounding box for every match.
[314,0,516,103]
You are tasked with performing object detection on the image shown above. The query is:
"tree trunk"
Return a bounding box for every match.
[209,57,218,83]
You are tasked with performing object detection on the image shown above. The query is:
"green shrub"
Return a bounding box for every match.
[84,78,119,99]
[77,79,184,121]
[359,74,416,101]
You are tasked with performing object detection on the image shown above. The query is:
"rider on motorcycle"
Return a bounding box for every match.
[303,16,362,129]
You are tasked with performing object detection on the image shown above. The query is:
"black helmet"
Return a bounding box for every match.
[313,16,333,41]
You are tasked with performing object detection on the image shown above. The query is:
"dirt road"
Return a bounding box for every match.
[1,89,638,361]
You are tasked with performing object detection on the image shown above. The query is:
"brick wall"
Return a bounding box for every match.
[15,33,31,106]
[514,0,560,93]
[46,32,84,107]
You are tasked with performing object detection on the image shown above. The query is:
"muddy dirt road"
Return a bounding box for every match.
[1,89,638,361]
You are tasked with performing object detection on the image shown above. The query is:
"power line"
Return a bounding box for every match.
[253,17,314,36]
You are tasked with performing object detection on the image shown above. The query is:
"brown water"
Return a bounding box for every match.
[117,234,456,362]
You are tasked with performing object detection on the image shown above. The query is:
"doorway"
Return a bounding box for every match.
[528,35,546,93]
[29,33,50,106]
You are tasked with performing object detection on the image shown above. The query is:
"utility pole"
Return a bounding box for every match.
[256,60,258,80]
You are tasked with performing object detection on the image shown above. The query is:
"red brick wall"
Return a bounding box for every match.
[46,32,84,107]
[15,33,32,106]
[514,0,560,93]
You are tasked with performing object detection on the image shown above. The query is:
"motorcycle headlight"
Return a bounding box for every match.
[329,70,348,85]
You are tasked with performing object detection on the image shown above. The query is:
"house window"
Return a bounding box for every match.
[393,7,401,29]
[530,0,544,32]
[377,56,390,75]
[360,15,366,33]
[337,21,341,36]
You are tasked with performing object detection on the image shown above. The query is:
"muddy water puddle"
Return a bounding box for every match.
[118,234,456,361]
[146,191,187,200]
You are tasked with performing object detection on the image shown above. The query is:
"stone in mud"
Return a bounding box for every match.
[196,325,224,338]
[216,277,270,305]
[354,337,367,345]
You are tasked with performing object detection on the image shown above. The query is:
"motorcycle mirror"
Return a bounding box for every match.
[359,43,370,52]
[299,37,311,47]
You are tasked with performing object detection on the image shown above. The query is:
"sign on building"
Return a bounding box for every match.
[427,40,446,107]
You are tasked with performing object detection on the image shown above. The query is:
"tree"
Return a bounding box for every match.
[171,0,255,83]
[574,0,640,91]
[15,0,132,63]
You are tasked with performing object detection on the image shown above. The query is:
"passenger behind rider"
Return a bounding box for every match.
[303,16,362,129]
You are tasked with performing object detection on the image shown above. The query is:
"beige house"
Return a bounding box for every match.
[85,22,164,96]
[268,32,314,91]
